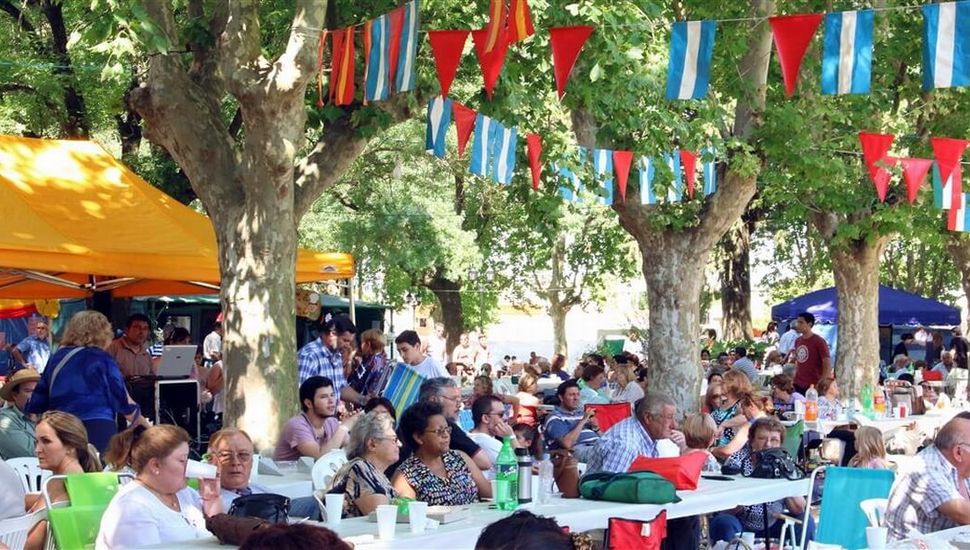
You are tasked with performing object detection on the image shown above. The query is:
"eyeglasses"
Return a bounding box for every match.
[374,435,400,443]
[424,427,451,438]
[216,451,253,463]
[438,394,462,404]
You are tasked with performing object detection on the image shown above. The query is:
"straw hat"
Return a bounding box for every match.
[0,368,41,402]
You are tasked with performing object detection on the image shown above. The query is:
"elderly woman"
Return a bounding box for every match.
[770,374,805,414]
[711,370,752,447]
[392,402,490,505]
[97,425,222,549]
[710,417,813,543]
[514,374,541,426]
[610,364,644,404]
[328,412,401,518]
[816,377,843,421]
[27,310,149,452]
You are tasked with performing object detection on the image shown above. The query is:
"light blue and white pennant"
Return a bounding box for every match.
[702,146,717,196]
[469,113,494,177]
[663,150,683,203]
[490,123,517,185]
[665,21,717,101]
[592,148,614,205]
[395,0,420,92]
[365,14,391,101]
[425,96,452,159]
[922,1,970,90]
[821,10,874,95]
[638,156,656,205]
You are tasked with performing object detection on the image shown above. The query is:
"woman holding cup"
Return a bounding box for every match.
[327,411,401,519]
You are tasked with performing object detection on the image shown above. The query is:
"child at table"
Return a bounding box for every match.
[848,426,890,470]
[682,413,721,473]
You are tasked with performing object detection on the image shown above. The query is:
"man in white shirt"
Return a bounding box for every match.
[778,324,799,358]
[423,322,448,365]
[203,321,224,364]
[451,332,477,366]
[395,330,449,379]
[467,395,520,478]
[476,333,493,368]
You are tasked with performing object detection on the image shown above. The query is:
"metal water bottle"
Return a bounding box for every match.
[516,448,532,505]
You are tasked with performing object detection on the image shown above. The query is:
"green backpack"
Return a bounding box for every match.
[579,471,682,504]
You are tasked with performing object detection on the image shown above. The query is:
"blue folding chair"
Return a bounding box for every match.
[801,466,895,550]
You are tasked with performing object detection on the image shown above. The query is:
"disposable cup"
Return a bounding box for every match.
[740,532,755,547]
[489,479,498,501]
[866,526,888,549]
[408,501,428,534]
[376,504,397,540]
[324,493,344,526]
[185,459,218,479]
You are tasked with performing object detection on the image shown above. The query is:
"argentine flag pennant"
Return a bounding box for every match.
[922,2,970,90]
[663,150,683,203]
[395,0,420,92]
[553,162,578,202]
[821,10,874,95]
[425,96,452,159]
[665,21,717,100]
[933,161,962,209]
[469,113,494,177]
[365,14,392,101]
[490,122,518,185]
[950,192,970,231]
[592,148,614,204]
[702,146,717,196]
[639,157,656,205]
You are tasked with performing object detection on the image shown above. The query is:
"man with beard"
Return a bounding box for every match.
[274,376,360,461]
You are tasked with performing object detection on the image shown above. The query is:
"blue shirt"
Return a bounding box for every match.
[15,336,50,372]
[586,416,658,474]
[543,405,599,451]
[25,346,139,422]
[297,338,347,393]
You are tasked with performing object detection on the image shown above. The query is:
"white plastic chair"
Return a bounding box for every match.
[6,457,51,493]
[311,450,348,491]
[860,497,888,527]
[0,509,46,550]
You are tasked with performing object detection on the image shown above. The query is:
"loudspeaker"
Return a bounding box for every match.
[156,379,200,442]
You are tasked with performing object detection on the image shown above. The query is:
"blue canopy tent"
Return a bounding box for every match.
[771,285,960,363]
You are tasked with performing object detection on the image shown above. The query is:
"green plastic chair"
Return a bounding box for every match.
[783,420,805,460]
[43,472,132,550]
[801,466,895,550]
[64,473,125,507]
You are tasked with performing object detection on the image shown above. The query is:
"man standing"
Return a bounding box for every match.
[468,395,520,476]
[885,412,970,540]
[274,376,358,461]
[791,312,832,395]
[423,322,447,365]
[777,323,799,358]
[394,330,449,379]
[203,321,224,365]
[0,368,40,459]
[451,333,477,366]
[476,333,492,368]
[950,327,969,371]
[730,346,758,382]
[106,313,155,377]
[12,320,50,373]
[543,380,600,462]
[297,314,367,407]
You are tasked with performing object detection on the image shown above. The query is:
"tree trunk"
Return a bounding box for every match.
[547,235,571,357]
[428,275,465,355]
[947,234,970,332]
[549,299,568,358]
[719,218,754,340]
[40,0,89,138]
[830,237,889,398]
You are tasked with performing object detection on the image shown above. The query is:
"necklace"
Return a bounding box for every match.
[138,480,179,512]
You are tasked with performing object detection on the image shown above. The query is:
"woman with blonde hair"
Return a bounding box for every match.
[514,374,541,426]
[848,426,890,469]
[710,370,752,447]
[610,364,644,404]
[27,310,148,452]
[682,413,721,473]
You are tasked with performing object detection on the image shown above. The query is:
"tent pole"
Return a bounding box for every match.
[348,275,357,325]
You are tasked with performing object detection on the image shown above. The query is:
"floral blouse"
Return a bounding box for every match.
[711,400,741,447]
[329,458,398,518]
[398,450,478,506]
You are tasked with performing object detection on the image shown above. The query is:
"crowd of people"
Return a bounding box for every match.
[3,307,970,549]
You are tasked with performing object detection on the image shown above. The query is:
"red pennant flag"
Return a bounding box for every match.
[508,0,535,43]
[452,102,477,158]
[387,6,406,91]
[768,14,823,97]
[526,134,543,191]
[899,158,934,204]
[873,156,898,202]
[931,137,970,185]
[858,132,895,201]
[472,28,510,99]
[680,150,699,199]
[484,0,507,53]
[549,26,594,100]
[613,150,634,202]
[428,31,469,97]
[330,26,356,106]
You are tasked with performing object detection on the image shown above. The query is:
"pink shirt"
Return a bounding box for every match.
[273,413,339,461]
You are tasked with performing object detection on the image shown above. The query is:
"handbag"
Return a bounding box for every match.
[552,452,580,498]
[579,471,681,504]
[747,448,804,480]
[227,493,290,523]
[205,514,272,545]
[628,451,707,490]
[605,511,668,550]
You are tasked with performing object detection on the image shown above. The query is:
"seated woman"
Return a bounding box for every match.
[770,374,805,414]
[703,382,725,414]
[97,425,222,549]
[711,370,752,447]
[363,397,397,421]
[610,364,644,404]
[514,374,541,426]
[682,413,721,473]
[710,417,814,543]
[816,377,843,420]
[391,402,490,505]
[25,411,102,550]
[328,412,400,518]
[475,510,579,550]
[712,392,769,460]
[577,364,610,406]
[847,426,890,470]
[468,376,520,419]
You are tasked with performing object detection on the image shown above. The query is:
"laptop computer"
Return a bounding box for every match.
[157,345,197,379]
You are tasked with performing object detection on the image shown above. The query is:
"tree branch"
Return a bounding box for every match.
[0,0,35,34]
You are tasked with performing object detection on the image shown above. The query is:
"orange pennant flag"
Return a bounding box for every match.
[508,0,535,43]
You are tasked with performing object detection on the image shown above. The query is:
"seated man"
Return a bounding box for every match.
[730,346,758,382]
[885,411,970,541]
[274,376,357,461]
[711,417,813,543]
[468,395,521,477]
[209,427,320,520]
[585,392,684,474]
[0,368,40,459]
[543,380,600,462]
[933,350,955,377]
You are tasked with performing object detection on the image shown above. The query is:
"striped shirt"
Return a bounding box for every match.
[585,416,657,474]
[885,444,970,540]
[297,338,347,393]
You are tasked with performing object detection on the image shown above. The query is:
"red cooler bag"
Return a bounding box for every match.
[628,451,707,490]
[606,510,667,550]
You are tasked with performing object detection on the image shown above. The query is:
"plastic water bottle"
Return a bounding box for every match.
[805,385,819,422]
[861,382,873,417]
[516,448,532,505]
[537,453,554,505]
[495,436,518,511]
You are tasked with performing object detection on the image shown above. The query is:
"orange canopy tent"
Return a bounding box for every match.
[0,135,354,300]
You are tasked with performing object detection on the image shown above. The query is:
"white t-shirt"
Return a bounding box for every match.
[96,482,210,549]
[409,356,449,379]
[777,329,799,355]
[0,459,25,520]
[203,331,222,360]
[468,431,502,477]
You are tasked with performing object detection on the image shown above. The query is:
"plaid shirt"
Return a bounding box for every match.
[723,444,784,532]
[297,338,347,394]
[885,444,970,541]
[585,416,657,474]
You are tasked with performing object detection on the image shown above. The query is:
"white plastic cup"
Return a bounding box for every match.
[489,479,498,501]
[408,501,428,534]
[376,504,397,540]
[185,459,218,479]
[866,526,888,549]
[324,493,344,526]
[740,532,755,547]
